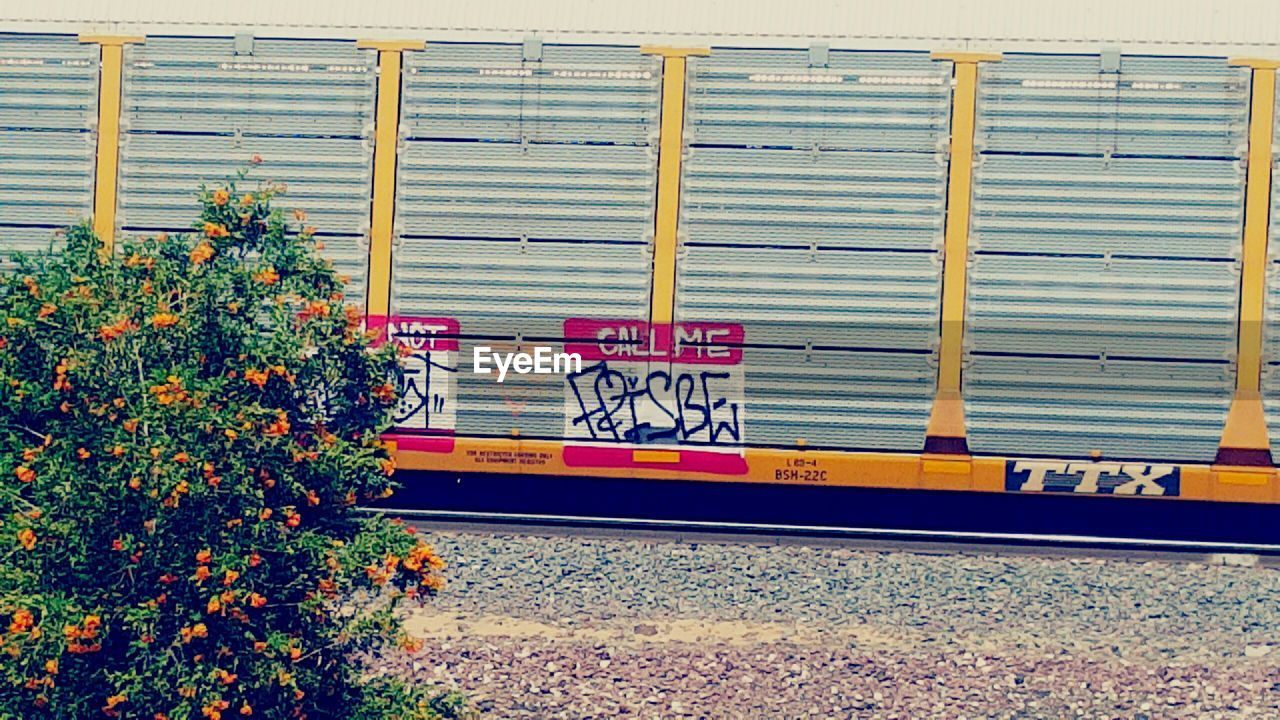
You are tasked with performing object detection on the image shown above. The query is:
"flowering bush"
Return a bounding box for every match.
[0,178,469,719]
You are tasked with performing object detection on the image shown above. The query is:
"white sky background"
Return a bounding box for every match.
[1,0,1278,54]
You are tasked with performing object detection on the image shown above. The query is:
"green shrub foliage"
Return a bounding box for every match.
[0,179,465,719]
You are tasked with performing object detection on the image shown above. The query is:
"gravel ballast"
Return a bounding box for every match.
[373,531,1280,719]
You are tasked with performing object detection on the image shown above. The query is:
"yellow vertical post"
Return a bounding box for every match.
[80,35,143,252]
[924,52,1001,454]
[641,46,709,326]
[1218,59,1279,466]
[358,40,424,319]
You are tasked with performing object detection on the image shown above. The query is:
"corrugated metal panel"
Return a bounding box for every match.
[0,227,66,269]
[0,130,97,226]
[968,256,1239,359]
[396,142,656,240]
[741,347,934,450]
[967,356,1233,462]
[393,43,660,338]
[7,0,1280,56]
[1264,73,1280,445]
[965,51,1244,462]
[121,37,375,137]
[114,36,375,298]
[977,55,1250,158]
[392,238,651,339]
[117,134,373,235]
[455,340,565,437]
[0,33,98,129]
[972,155,1246,258]
[681,148,946,250]
[0,34,97,239]
[404,44,661,144]
[686,49,951,151]
[677,246,940,349]
[678,48,947,356]
[314,235,369,308]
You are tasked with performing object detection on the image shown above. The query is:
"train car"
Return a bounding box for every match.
[4,0,1280,517]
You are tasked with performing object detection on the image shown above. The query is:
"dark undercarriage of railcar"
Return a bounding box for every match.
[380,470,1280,550]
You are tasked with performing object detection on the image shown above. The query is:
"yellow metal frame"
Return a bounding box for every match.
[1217,60,1278,463]
[643,47,709,325]
[359,40,424,317]
[393,437,1280,504]
[80,35,144,252]
[924,52,1001,449]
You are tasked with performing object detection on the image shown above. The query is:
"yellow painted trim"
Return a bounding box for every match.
[1203,465,1280,503]
[365,47,407,318]
[640,46,710,58]
[633,449,682,463]
[930,51,1002,63]
[936,60,983,393]
[1229,58,1280,69]
[84,39,139,252]
[357,39,426,51]
[924,54,998,447]
[394,436,1280,502]
[647,54,693,325]
[1218,389,1271,454]
[79,35,145,46]
[1233,67,1276,394]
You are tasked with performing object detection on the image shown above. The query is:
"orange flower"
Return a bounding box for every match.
[76,448,91,460]
[263,412,290,437]
[248,593,267,609]
[248,552,262,568]
[127,477,141,490]
[379,457,396,476]
[123,418,139,432]
[285,513,300,528]
[194,566,211,583]
[44,660,57,675]
[37,303,57,318]
[201,223,229,239]
[253,267,280,285]
[240,193,254,206]
[110,445,125,457]
[196,548,212,564]
[212,189,230,206]
[104,694,126,711]
[239,703,252,716]
[206,597,222,614]
[258,508,272,521]
[250,153,263,165]
[190,242,216,264]
[150,312,179,328]
[300,300,330,321]
[173,451,190,463]
[223,570,240,586]
[180,623,208,643]
[9,609,34,633]
[15,466,35,483]
[292,208,307,222]
[243,368,269,388]
[224,429,238,440]
[98,318,137,342]
[289,647,302,662]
